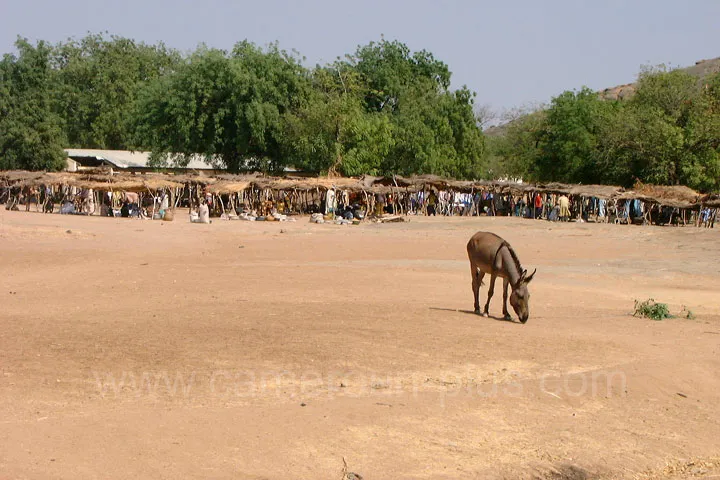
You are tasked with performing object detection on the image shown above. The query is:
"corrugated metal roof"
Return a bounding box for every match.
[64,149,216,170]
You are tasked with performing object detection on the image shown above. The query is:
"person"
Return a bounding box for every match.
[558,194,570,222]
[534,193,543,219]
[325,189,337,215]
[120,200,130,218]
[544,195,554,220]
[374,193,386,216]
[427,191,438,216]
[198,201,210,224]
[191,200,210,224]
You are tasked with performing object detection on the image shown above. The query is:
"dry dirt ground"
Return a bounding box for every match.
[1,209,719,480]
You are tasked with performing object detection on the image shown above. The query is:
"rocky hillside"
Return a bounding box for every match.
[599,56,720,100]
[486,57,720,136]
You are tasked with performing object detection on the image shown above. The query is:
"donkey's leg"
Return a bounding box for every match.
[502,278,512,320]
[471,265,483,314]
[483,274,496,316]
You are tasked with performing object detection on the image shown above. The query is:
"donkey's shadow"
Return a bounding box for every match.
[429,307,518,323]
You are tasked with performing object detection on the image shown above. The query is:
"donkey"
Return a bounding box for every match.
[466,231,536,323]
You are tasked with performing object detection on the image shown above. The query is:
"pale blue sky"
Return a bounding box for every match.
[2,0,719,113]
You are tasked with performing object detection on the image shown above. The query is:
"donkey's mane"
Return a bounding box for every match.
[503,242,523,276]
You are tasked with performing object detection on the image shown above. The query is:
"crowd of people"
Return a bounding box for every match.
[3,182,716,228]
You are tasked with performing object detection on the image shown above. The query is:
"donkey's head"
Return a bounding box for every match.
[509,268,536,323]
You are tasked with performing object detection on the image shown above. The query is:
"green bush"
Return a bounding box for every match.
[633,298,672,321]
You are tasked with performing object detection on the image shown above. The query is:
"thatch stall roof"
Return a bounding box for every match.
[260,177,365,192]
[617,184,701,208]
[0,171,47,184]
[566,184,624,199]
[380,175,439,190]
[205,180,253,194]
[107,178,184,192]
[500,182,535,195]
[1,171,184,192]
[367,185,395,194]
[3,170,719,209]
[700,194,720,208]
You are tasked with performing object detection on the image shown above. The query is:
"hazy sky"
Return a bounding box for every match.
[2,0,719,113]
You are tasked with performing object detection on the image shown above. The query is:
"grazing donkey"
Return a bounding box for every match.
[466,232,536,323]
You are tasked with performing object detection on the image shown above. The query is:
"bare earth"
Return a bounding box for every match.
[1,209,719,480]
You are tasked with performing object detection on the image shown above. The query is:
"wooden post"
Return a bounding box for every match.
[149,188,157,220]
[392,175,403,216]
[219,194,226,218]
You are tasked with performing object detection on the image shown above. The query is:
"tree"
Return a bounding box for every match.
[52,33,180,150]
[474,102,498,130]
[0,38,66,171]
[535,87,620,184]
[348,38,450,113]
[386,84,485,178]
[342,39,484,178]
[282,65,394,176]
[597,67,720,190]
[486,106,547,180]
[131,41,310,173]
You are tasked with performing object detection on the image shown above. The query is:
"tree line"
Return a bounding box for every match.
[2,33,719,192]
[0,34,484,178]
[487,66,720,192]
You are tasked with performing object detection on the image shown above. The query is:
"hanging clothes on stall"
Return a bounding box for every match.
[325,189,337,215]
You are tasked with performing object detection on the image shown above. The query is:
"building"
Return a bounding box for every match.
[64,149,307,176]
[64,149,221,174]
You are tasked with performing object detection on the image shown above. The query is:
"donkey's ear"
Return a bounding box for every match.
[516,269,527,287]
[525,268,537,284]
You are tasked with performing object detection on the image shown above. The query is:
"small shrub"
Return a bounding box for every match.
[633,298,672,321]
[679,305,695,319]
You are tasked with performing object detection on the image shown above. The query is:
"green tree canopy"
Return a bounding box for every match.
[52,33,180,150]
[1,34,486,178]
[0,38,66,171]
[282,39,485,178]
[281,64,394,176]
[598,68,720,190]
[535,87,620,184]
[489,65,720,192]
[131,41,310,173]
[348,38,451,113]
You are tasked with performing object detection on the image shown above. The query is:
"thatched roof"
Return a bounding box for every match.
[700,194,720,208]
[0,171,46,183]
[1,171,183,192]
[617,184,701,208]
[261,176,365,191]
[634,184,700,203]
[2,169,718,209]
[566,184,623,199]
[529,183,623,199]
[205,180,253,194]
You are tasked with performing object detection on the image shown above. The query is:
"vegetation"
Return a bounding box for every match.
[0,39,67,170]
[679,305,695,319]
[0,34,485,176]
[1,32,719,190]
[633,298,672,321]
[489,66,720,192]
[633,299,698,321]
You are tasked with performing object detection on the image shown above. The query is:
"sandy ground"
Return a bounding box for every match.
[1,209,719,480]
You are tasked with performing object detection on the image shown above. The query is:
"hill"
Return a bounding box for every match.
[485,56,720,136]
[599,56,720,100]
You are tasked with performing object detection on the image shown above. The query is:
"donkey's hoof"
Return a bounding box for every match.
[503,314,512,321]
[482,312,489,318]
